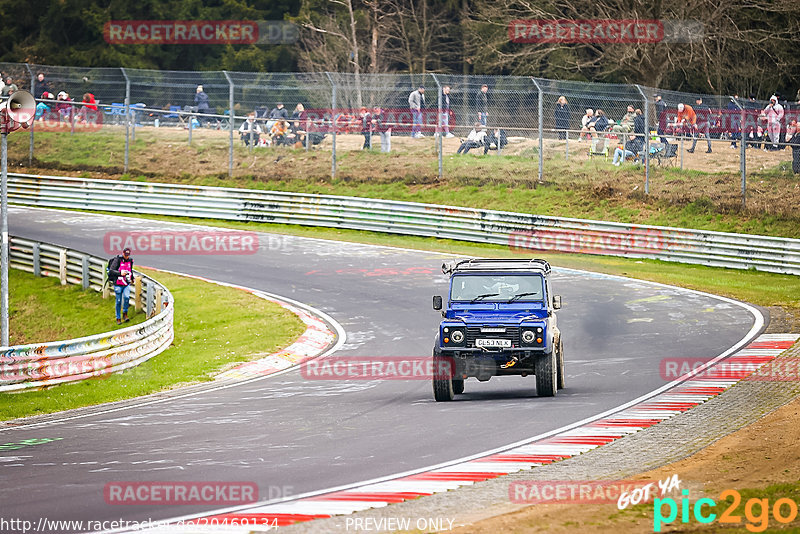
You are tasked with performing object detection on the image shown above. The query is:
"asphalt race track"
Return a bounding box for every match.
[2,207,761,531]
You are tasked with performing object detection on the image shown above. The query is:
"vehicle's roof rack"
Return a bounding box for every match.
[442,258,551,275]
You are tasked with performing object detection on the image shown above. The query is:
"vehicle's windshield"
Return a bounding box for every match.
[450,274,544,302]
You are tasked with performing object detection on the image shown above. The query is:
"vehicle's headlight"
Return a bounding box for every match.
[451,330,465,343]
[522,330,536,343]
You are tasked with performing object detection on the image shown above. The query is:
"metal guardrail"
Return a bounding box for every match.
[8,172,800,276]
[0,236,174,392]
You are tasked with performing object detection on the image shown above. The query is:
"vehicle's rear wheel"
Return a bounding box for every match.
[556,338,566,390]
[535,350,557,397]
[453,378,465,395]
[432,351,455,402]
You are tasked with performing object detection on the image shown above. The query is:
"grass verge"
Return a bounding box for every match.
[0,267,306,421]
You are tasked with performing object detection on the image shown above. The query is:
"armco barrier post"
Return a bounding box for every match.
[223,71,234,177]
[134,276,142,312]
[82,255,89,290]
[59,249,67,285]
[146,281,154,317]
[32,243,40,276]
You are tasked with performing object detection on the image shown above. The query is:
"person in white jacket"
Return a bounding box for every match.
[457,123,487,154]
[763,95,784,150]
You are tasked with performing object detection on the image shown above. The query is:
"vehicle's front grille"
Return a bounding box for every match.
[466,326,520,348]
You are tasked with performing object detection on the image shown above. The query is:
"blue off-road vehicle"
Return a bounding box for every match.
[431,259,564,401]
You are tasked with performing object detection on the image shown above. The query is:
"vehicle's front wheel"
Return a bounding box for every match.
[535,350,557,397]
[556,338,566,390]
[432,350,455,402]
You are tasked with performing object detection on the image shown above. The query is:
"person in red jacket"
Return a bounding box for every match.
[672,103,697,151]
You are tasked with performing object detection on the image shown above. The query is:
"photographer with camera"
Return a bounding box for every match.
[108,248,135,325]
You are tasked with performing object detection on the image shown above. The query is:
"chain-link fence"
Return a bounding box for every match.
[1,62,798,206]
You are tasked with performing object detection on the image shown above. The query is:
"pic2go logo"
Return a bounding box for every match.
[653,489,800,532]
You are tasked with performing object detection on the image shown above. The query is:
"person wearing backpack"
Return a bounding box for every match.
[108,248,134,324]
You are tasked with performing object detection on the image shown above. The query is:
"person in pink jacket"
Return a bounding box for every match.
[763,95,784,150]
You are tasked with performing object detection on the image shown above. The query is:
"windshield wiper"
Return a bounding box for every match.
[507,292,541,303]
[470,293,499,303]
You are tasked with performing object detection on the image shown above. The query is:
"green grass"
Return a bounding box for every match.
[0,267,305,421]
[8,268,147,345]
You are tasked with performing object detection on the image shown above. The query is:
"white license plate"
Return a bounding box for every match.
[475,338,512,348]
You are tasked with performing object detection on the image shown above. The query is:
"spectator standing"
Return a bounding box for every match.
[475,84,489,126]
[612,105,636,134]
[457,122,487,154]
[441,85,454,137]
[194,85,210,127]
[580,109,594,141]
[0,77,17,98]
[372,106,391,153]
[108,248,135,325]
[408,86,426,138]
[655,94,668,144]
[239,113,262,146]
[633,108,645,138]
[727,95,741,148]
[554,96,570,140]
[360,107,372,149]
[33,72,51,99]
[689,97,712,153]
[763,95,784,150]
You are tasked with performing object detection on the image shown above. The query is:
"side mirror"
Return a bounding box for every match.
[433,295,443,311]
[552,295,562,310]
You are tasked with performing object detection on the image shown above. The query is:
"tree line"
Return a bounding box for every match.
[1,0,797,99]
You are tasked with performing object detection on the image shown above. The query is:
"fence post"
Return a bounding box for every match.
[530,78,543,182]
[81,255,89,290]
[134,275,142,312]
[734,97,747,208]
[102,267,109,299]
[223,71,234,177]
[59,249,67,285]
[635,85,650,194]
[32,242,40,277]
[155,287,163,315]
[188,110,193,145]
[146,280,154,317]
[25,63,34,166]
[432,73,443,179]
[120,67,130,174]
[325,72,337,179]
